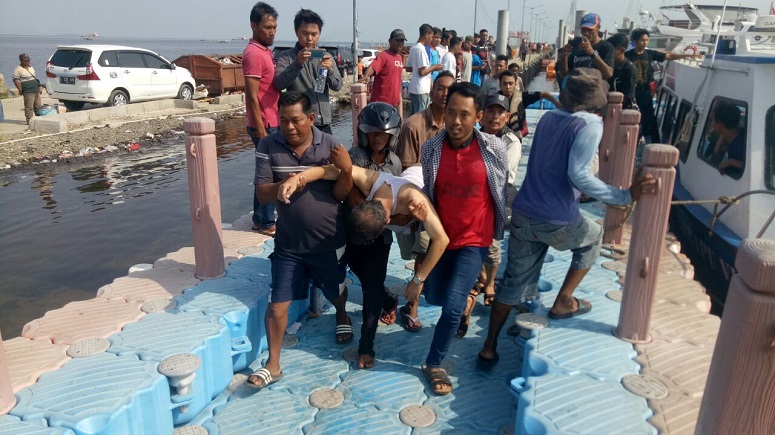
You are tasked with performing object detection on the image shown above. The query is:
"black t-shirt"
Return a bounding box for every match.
[568,40,615,71]
[625,48,667,86]
[609,58,638,109]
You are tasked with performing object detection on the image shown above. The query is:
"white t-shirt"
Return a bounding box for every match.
[407,42,431,95]
[441,52,456,74]
[436,45,448,59]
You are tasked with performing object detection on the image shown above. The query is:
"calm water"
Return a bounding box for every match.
[0,108,354,337]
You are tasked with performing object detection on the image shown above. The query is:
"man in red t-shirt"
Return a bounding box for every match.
[358,29,406,108]
[415,82,507,396]
[243,2,281,234]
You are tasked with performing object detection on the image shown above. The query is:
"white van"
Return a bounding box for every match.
[45,45,196,111]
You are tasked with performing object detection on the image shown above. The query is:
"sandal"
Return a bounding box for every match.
[379,293,398,325]
[335,316,354,344]
[399,305,422,332]
[548,298,592,319]
[456,294,477,338]
[421,364,453,396]
[245,367,284,389]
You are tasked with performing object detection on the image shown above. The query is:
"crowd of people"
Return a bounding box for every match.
[242,3,668,395]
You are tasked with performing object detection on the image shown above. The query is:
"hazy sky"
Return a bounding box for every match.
[1,0,773,42]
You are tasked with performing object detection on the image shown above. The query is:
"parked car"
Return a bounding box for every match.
[272,45,353,77]
[45,45,196,111]
[359,49,379,69]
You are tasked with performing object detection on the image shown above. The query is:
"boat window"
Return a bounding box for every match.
[766,106,775,190]
[696,98,748,180]
[660,95,679,144]
[655,91,674,139]
[674,102,699,163]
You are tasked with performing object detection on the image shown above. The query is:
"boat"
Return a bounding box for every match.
[638,3,759,52]
[81,32,99,40]
[652,13,775,307]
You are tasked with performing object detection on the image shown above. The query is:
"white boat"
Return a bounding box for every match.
[653,14,775,307]
[640,3,759,52]
[81,32,99,41]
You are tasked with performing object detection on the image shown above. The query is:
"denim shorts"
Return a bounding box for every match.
[269,246,346,303]
[497,212,602,306]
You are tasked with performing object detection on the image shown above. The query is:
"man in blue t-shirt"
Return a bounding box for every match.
[477,68,655,364]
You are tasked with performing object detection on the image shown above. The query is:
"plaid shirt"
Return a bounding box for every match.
[421,129,508,240]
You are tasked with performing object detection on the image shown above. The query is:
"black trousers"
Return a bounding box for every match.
[346,240,394,357]
[635,88,661,143]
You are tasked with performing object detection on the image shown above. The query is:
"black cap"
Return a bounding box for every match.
[19,53,30,61]
[485,94,509,111]
[390,29,406,41]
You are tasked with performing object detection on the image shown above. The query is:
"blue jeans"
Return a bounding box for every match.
[423,246,488,367]
[248,126,278,229]
[409,93,429,116]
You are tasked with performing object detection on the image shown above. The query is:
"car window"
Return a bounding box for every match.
[50,49,92,68]
[765,105,775,190]
[696,98,748,180]
[119,51,147,68]
[141,53,168,69]
[97,51,119,67]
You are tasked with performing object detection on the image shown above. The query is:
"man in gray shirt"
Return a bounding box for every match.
[274,8,342,134]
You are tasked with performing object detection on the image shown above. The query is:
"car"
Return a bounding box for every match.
[359,49,379,69]
[45,45,196,111]
[272,45,353,77]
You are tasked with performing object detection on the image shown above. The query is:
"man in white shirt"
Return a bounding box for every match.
[441,36,462,76]
[406,23,442,115]
[461,37,474,83]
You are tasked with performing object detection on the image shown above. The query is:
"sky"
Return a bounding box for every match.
[1,0,773,43]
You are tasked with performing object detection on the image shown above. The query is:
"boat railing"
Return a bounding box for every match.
[672,190,775,238]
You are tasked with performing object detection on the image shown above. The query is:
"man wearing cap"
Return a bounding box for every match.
[359,29,406,109]
[477,68,655,364]
[558,13,614,81]
[13,53,43,125]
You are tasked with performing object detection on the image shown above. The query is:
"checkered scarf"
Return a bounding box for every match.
[421,129,508,240]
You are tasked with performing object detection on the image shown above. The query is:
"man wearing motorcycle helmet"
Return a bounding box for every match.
[349,101,403,174]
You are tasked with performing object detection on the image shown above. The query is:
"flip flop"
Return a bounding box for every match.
[335,316,354,344]
[399,305,422,332]
[548,297,592,319]
[477,351,500,365]
[245,367,284,389]
[421,364,453,396]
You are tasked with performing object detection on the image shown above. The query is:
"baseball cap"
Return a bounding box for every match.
[580,13,601,29]
[390,29,406,41]
[485,94,509,111]
[19,53,30,61]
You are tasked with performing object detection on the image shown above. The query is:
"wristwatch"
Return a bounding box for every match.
[411,275,425,285]
[593,49,599,57]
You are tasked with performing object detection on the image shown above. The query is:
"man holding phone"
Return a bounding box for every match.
[558,13,614,82]
[274,8,342,134]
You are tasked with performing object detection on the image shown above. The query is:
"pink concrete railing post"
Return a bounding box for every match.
[614,144,679,343]
[351,83,368,146]
[695,239,775,434]
[603,109,642,245]
[184,118,225,280]
[598,92,623,183]
[0,331,16,415]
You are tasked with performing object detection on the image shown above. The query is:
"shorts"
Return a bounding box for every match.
[270,246,346,303]
[497,212,602,306]
[396,230,430,261]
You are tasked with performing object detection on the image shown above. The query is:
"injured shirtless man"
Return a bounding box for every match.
[278,144,449,369]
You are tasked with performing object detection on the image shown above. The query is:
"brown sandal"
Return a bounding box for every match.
[421,364,453,396]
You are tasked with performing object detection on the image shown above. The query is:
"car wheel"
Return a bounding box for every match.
[177,84,193,100]
[63,101,85,111]
[108,90,129,106]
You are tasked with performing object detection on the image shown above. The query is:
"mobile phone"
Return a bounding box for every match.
[309,49,326,59]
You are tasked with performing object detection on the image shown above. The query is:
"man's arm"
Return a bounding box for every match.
[273,50,302,91]
[557,44,571,76]
[567,120,632,205]
[403,190,449,301]
[417,64,442,77]
[358,65,375,83]
[244,76,267,138]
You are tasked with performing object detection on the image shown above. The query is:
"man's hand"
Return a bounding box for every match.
[408,198,428,221]
[630,172,657,202]
[329,145,352,173]
[560,43,573,56]
[296,48,311,66]
[321,54,334,72]
[405,281,423,302]
[357,75,370,84]
[580,36,594,56]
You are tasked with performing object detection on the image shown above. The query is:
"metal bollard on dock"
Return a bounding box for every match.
[184,118,225,280]
[614,144,679,343]
[695,238,775,434]
[0,331,15,415]
[602,109,641,245]
[351,83,368,146]
[598,92,623,183]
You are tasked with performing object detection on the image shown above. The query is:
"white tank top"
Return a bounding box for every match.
[366,172,416,233]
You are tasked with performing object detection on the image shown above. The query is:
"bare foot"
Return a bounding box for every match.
[358,354,374,369]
